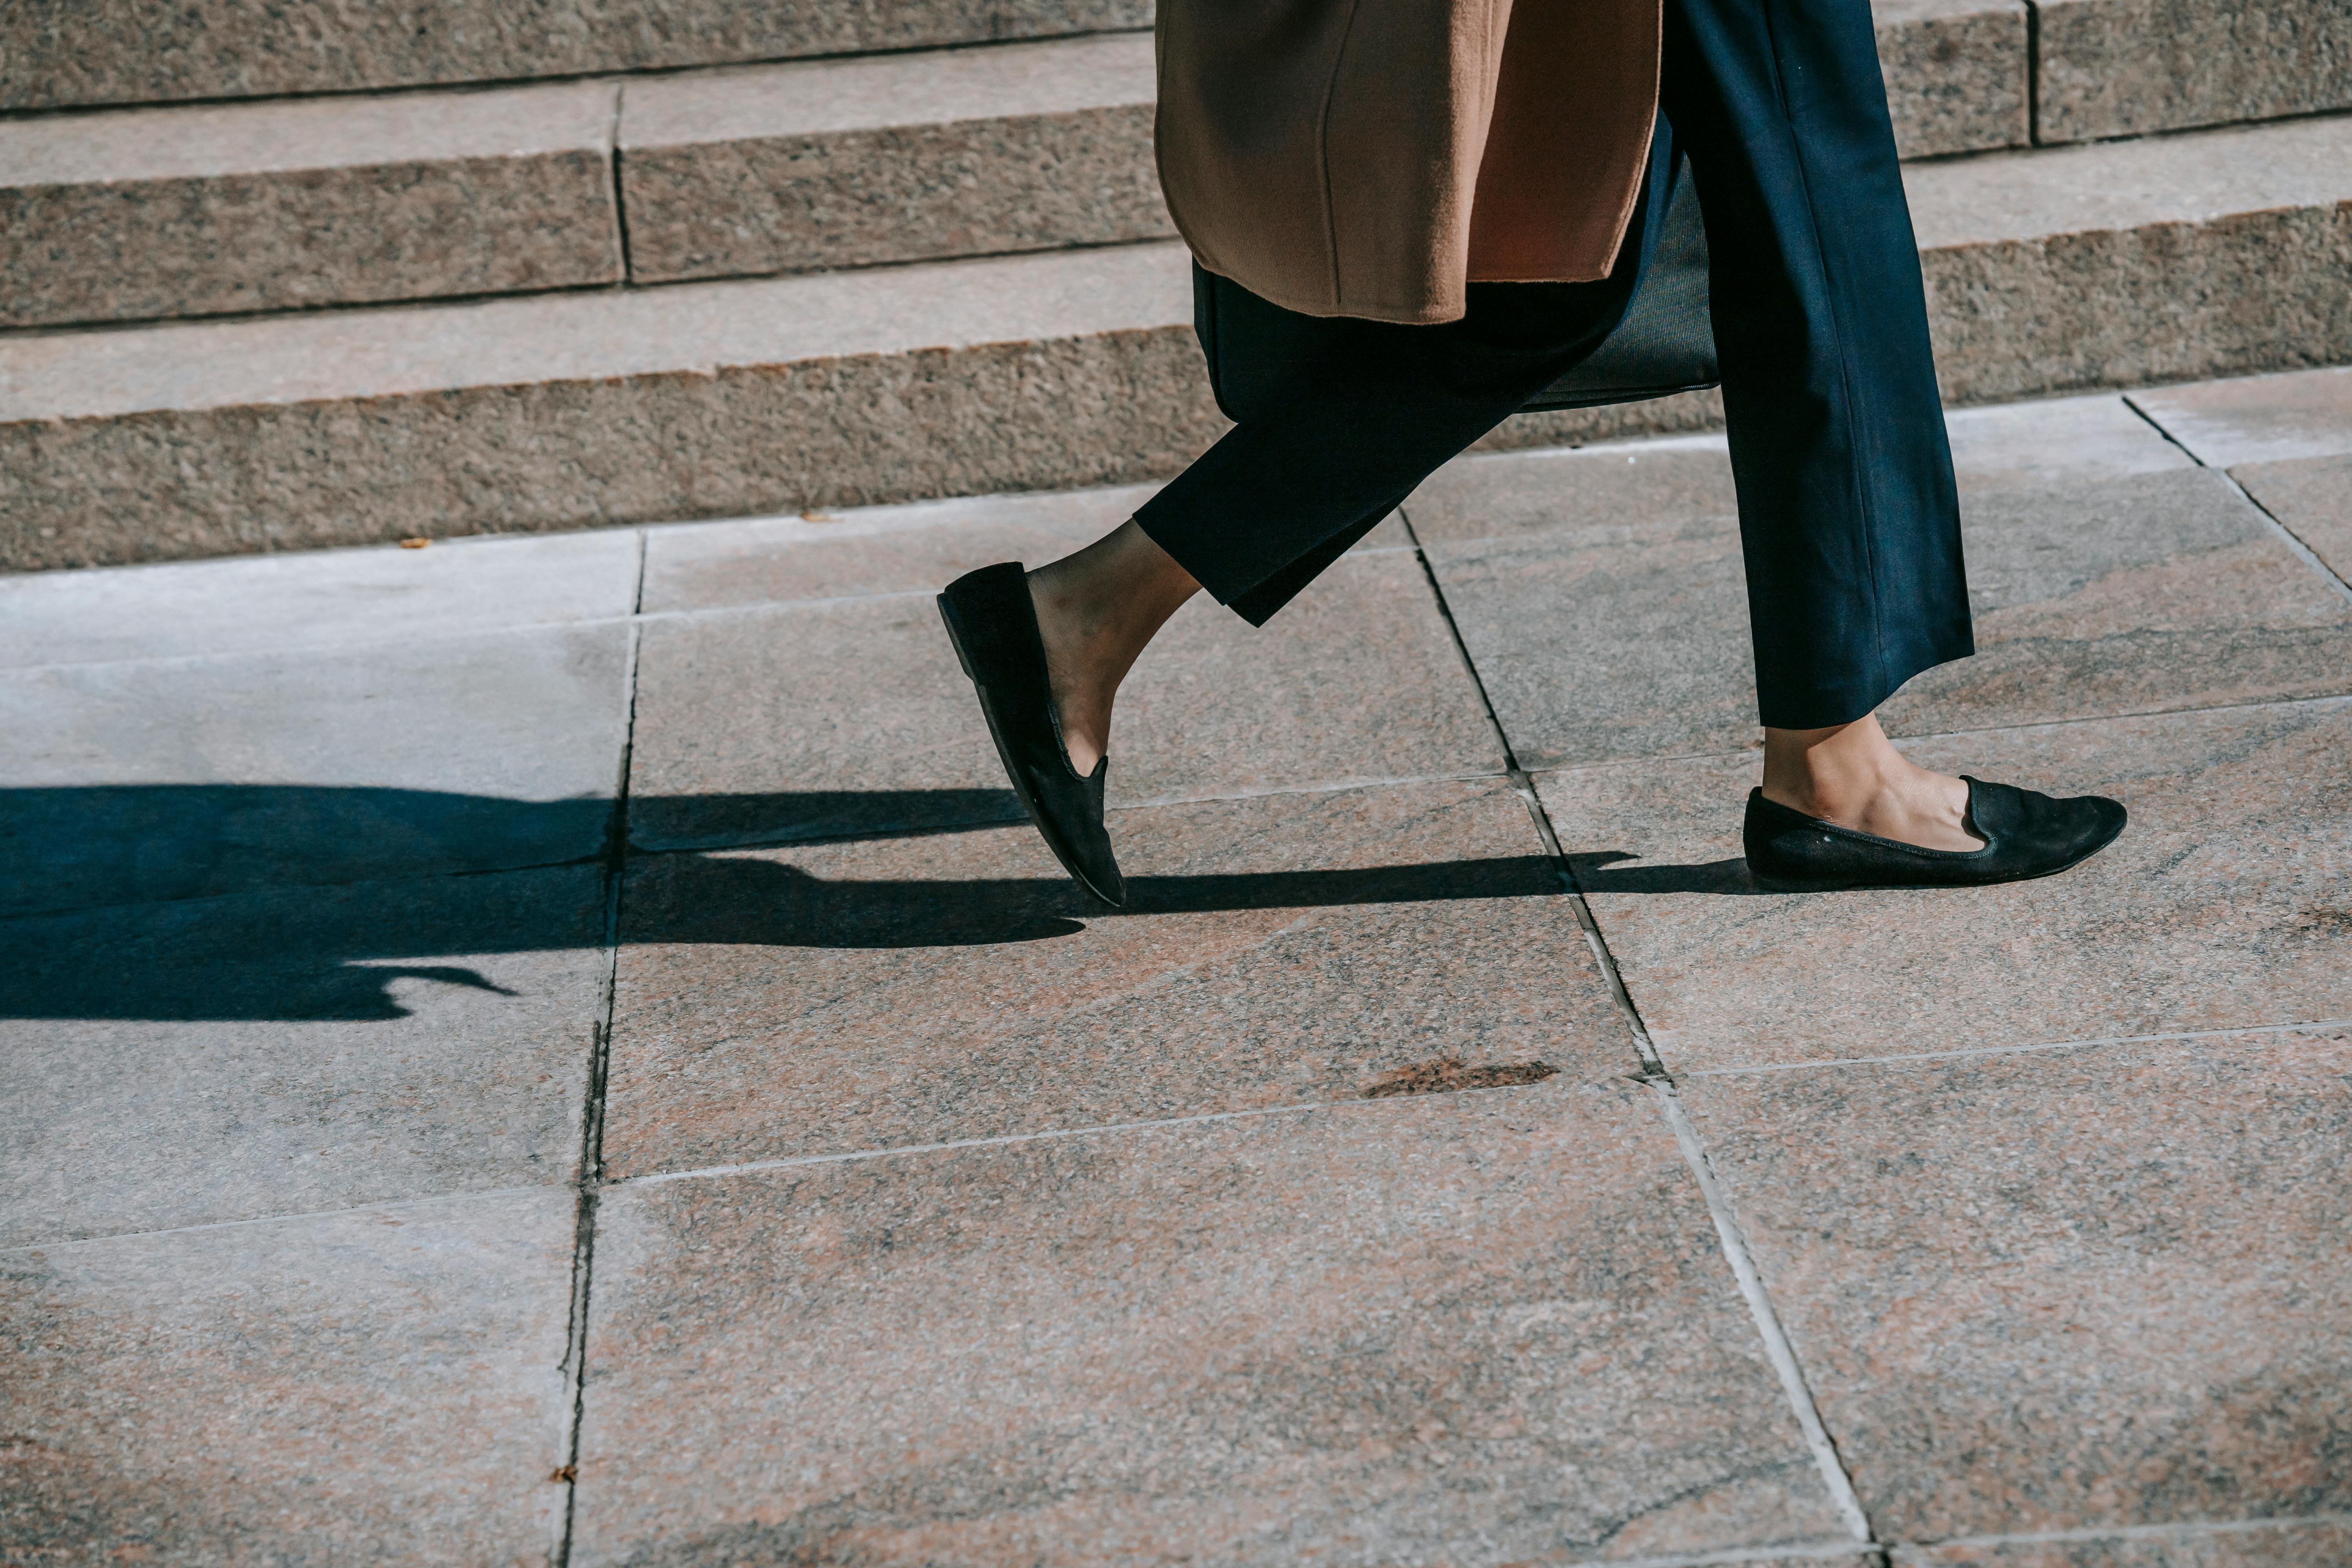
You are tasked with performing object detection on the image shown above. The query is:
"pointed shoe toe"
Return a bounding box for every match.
[937,562,1126,907]
[1744,776,2126,892]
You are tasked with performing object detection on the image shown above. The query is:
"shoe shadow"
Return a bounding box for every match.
[3,784,1581,1021]
[1564,849,1775,896]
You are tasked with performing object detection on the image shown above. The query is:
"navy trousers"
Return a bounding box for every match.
[1132,0,1975,730]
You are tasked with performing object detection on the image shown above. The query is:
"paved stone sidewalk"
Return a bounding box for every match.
[4,368,2348,1566]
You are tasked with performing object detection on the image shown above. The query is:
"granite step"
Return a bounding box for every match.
[0,81,627,330]
[4,113,2347,573]
[0,0,1153,113]
[615,32,1164,288]
[615,4,2025,286]
[2,10,2017,330]
[2033,0,2352,144]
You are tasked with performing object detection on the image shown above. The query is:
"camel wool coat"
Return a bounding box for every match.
[1155,0,1664,324]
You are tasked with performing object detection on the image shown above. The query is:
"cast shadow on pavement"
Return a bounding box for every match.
[1,785,1762,1022]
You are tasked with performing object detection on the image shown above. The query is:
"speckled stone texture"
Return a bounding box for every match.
[2034,0,2352,143]
[1406,402,2352,769]
[15,107,2352,570]
[609,3,2026,283]
[1534,698,2352,1071]
[1874,0,2030,157]
[1907,118,2352,404]
[2133,365,2352,589]
[600,779,1631,1176]
[1,866,604,1248]
[0,316,1224,574]
[2235,456,2352,588]
[621,34,1166,281]
[0,623,632,913]
[1892,1518,2352,1565]
[641,483,1150,612]
[1880,464,2352,732]
[2131,365,2352,468]
[639,486,1409,614]
[1679,1026,2352,1541]
[0,1189,576,1561]
[0,82,622,328]
[626,103,1163,280]
[0,0,1154,110]
[0,526,641,668]
[622,547,1498,852]
[573,1084,1849,1565]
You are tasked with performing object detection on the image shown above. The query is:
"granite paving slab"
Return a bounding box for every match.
[1877,465,2352,733]
[641,484,1152,613]
[624,547,1497,851]
[1533,698,2352,1071]
[2131,364,2352,468]
[0,622,632,915]
[1411,401,2350,768]
[1938,394,2196,491]
[573,1083,1851,1565]
[640,484,1404,615]
[2234,455,2352,589]
[0,527,641,670]
[1,864,606,1248]
[1678,1025,2352,1543]
[0,1187,577,1562]
[601,777,1630,1176]
[2132,366,2352,590]
[1892,1517,2352,1566]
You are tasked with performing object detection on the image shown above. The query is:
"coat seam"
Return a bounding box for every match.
[1315,0,1367,313]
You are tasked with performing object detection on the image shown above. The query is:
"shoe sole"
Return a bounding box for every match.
[936,591,1124,908]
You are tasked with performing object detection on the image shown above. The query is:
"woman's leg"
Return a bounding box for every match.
[1762,715,1977,849]
[1025,521,1201,774]
[1661,0,1983,848]
[1026,262,1644,772]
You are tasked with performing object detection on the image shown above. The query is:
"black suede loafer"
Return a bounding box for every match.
[938,561,1126,907]
[1744,777,2126,891]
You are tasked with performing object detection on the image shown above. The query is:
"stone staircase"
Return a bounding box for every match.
[2,0,2347,570]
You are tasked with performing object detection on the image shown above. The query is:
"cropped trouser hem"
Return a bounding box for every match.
[1755,632,1976,732]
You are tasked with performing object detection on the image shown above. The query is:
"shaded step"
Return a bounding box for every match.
[5,13,2020,328]
[4,115,2347,572]
[2034,0,2352,143]
[0,81,623,329]
[0,0,1152,113]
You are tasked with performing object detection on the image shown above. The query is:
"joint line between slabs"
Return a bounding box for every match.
[1399,504,1878,1548]
[556,614,643,1564]
[2121,393,2352,607]
[608,82,637,287]
[1655,1083,1875,1544]
[1396,507,1666,1078]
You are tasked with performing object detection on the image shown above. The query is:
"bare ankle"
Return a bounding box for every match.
[1759,714,1980,851]
[1023,520,1202,775]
